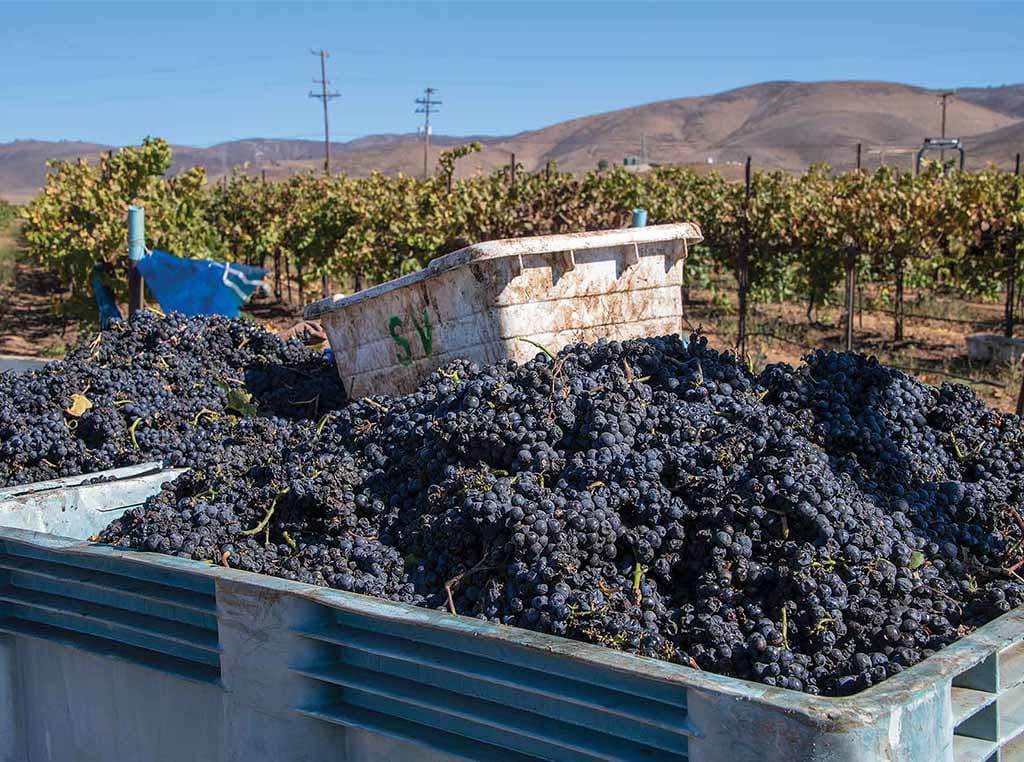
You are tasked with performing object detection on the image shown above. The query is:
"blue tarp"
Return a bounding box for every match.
[91,265,123,327]
[135,250,265,318]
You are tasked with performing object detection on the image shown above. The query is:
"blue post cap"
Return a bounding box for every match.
[631,208,648,228]
[128,205,146,262]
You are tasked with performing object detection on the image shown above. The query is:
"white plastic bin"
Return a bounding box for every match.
[966,334,1024,364]
[305,223,703,398]
[0,356,50,375]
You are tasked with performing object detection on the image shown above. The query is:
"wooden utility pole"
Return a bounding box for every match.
[938,92,954,164]
[509,153,517,187]
[856,143,862,172]
[938,92,954,138]
[736,156,752,358]
[1012,155,1023,340]
[415,87,441,179]
[261,169,283,300]
[844,247,856,351]
[309,49,340,175]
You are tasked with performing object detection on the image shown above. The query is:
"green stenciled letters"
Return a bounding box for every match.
[389,316,413,365]
[410,310,433,356]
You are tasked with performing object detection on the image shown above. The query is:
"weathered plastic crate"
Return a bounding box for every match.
[966,335,1024,365]
[0,356,50,376]
[2,466,1023,762]
[305,224,703,398]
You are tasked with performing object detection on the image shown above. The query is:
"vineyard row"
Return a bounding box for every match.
[16,138,1024,345]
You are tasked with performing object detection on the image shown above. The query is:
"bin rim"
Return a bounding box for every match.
[304,222,703,320]
[0,461,174,501]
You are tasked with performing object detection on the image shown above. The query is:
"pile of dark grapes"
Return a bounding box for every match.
[0,311,345,487]
[94,331,1024,696]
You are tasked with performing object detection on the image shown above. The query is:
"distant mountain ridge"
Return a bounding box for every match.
[3,80,1023,201]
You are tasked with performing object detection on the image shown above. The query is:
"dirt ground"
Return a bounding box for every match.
[0,260,78,356]
[682,285,1023,413]
[0,255,307,357]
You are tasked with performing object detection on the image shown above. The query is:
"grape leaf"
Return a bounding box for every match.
[65,393,92,417]
[226,388,257,417]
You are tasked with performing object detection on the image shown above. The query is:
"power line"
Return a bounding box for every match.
[415,86,441,179]
[309,49,340,174]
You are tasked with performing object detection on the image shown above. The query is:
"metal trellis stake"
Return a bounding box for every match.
[127,205,145,316]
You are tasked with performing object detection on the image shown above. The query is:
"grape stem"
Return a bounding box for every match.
[632,562,648,605]
[364,398,389,413]
[240,487,291,536]
[128,418,145,449]
[1007,505,1024,535]
[444,556,495,615]
[316,413,335,436]
[516,336,555,360]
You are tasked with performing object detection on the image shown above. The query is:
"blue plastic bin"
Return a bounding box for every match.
[0,466,1021,762]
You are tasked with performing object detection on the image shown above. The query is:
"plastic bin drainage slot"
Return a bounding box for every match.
[0,540,220,683]
[292,610,690,762]
[953,637,1024,762]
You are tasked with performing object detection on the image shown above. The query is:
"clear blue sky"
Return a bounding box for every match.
[1,1,1021,146]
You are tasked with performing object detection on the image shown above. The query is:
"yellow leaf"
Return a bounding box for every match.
[65,393,93,417]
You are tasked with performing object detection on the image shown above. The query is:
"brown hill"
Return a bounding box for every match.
[490,81,1018,172]
[965,121,1024,169]
[168,133,501,178]
[705,81,1019,170]
[242,135,514,182]
[958,84,1024,118]
[3,80,1023,201]
[0,140,111,202]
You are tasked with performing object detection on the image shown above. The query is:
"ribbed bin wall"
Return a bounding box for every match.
[0,537,220,683]
[293,607,692,761]
[952,638,1024,761]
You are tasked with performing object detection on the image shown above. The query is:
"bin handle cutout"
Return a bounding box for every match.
[619,242,640,276]
[672,237,689,264]
[550,249,576,286]
[629,242,641,266]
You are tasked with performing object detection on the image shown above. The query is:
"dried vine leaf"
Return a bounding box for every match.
[65,393,93,417]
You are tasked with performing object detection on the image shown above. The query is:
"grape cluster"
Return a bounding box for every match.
[0,311,345,486]
[95,330,1024,696]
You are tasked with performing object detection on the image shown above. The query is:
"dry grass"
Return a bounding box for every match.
[0,219,19,285]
